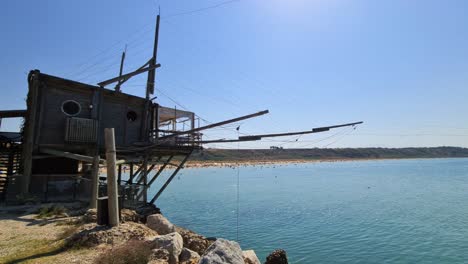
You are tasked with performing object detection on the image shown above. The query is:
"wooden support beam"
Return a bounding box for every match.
[31,174,85,177]
[0,110,27,118]
[118,164,122,185]
[40,148,103,163]
[141,156,149,203]
[115,59,151,88]
[99,160,126,168]
[129,162,134,184]
[97,64,161,87]
[150,152,192,204]
[147,156,173,186]
[136,164,156,185]
[90,155,100,209]
[128,164,144,185]
[40,148,124,166]
[137,156,174,201]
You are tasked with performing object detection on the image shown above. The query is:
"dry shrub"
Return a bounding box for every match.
[57,224,81,241]
[95,240,153,264]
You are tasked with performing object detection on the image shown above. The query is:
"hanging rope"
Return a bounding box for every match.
[236,125,240,242]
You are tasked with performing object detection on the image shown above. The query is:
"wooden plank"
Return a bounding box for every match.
[31,174,84,177]
[0,110,27,118]
[97,64,161,87]
[40,148,99,163]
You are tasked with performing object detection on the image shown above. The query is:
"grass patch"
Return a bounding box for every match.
[95,240,153,264]
[36,205,68,219]
[0,239,66,264]
[0,221,85,263]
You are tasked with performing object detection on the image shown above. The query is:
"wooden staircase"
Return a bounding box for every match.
[0,143,21,202]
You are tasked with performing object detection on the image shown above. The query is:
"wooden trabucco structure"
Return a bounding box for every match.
[0,70,201,205]
[0,14,363,206]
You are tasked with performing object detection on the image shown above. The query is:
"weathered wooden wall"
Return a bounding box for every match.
[34,73,148,149]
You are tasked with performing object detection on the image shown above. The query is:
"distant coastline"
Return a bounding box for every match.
[184,147,468,168]
[184,156,468,168]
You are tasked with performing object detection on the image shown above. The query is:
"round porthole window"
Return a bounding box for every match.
[61,100,81,116]
[127,111,138,122]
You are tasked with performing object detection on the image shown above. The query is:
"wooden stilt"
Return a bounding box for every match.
[105,128,119,227]
[89,155,100,209]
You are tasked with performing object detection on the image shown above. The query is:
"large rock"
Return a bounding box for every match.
[175,226,214,255]
[81,209,97,223]
[179,247,200,264]
[151,232,183,264]
[66,222,158,247]
[136,204,161,223]
[147,214,176,235]
[149,248,170,264]
[199,239,244,264]
[242,250,261,264]
[121,208,139,222]
[265,249,288,264]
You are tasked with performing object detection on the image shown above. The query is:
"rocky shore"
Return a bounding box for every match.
[0,203,288,264]
[73,209,287,264]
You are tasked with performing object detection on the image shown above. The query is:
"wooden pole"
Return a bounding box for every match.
[104,128,119,227]
[89,155,100,209]
[146,14,160,98]
[22,71,40,194]
[115,47,127,92]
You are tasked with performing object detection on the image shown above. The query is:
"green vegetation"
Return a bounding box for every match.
[95,240,153,264]
[15,193,39,205]
[192,147,468,162]
[36,205,68,219]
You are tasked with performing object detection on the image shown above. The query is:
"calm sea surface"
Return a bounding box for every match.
[148,158,468,263]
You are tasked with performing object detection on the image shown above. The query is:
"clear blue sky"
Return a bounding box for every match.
[1,0,467,148]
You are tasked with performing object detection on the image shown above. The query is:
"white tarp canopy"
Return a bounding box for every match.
[158,106,194,123]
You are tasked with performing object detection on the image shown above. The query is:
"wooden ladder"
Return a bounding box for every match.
[0,143,21,202]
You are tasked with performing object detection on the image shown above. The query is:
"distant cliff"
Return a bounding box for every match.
[191,147,468,162]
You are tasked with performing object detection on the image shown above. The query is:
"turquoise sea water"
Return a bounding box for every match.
[148,158,468,263]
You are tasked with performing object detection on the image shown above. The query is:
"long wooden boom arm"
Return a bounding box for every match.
[238,121,363,140]
[193,121,363,144]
